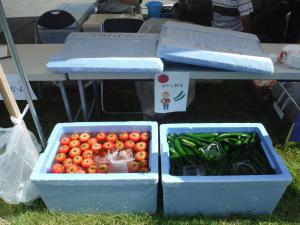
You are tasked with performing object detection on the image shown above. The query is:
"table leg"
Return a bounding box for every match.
[78,80,88,121]
[92,81,100,118]
[57,81,73,122]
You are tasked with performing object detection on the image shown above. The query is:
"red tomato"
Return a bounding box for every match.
[51,163,65,173]
[140,132,150,142]
[139,166,149,173]
[134,141,147,152]
[63,158,73,168]
[66,164,79,173]
[80,143,90,151]
[60,137,71,146]
[124,140,135,149]
[72,155,83,165]
[69,147,81,158]
[87,165,98,173]
[58,145,70,154]
[102,141,114,150]
[55,153,66,163]
[79,133,91,143]
[91,143,102,154]
[70,133,80,140]
[88,137,98,146]
[139,160,149,168]
[76,169,86,174]
[82,150,94,159]
[119,132,129,141]
[81,158,95,168]
[115,141,124,150]
[96,132,106,142]
[129,132,140,142]
[98,149,108,157]
[127,161,140,173]
[106,133,117,143]
[69,140,80,148]
[135,151,148,162]
[98,164,109,173]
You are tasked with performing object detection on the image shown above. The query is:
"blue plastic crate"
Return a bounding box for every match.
[31,122,159,213]
[160,123,292,215]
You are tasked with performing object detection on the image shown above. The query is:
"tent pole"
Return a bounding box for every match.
[0,1,46,148]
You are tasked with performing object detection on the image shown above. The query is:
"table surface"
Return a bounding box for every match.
[0,44,66,81]
[68,43,300,80]
[0,43,299,81]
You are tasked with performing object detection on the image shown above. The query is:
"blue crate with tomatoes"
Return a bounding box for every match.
[31,121,158,213]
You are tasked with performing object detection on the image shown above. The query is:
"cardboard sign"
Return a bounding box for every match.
[0,74,37,100]
[154,72,190,113]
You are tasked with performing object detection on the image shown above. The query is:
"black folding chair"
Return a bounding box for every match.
[35,9,79,43]
[103,18,143,32]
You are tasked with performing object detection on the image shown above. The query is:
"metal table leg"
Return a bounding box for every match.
[78,80,89,121]
[92,81,100,118]
[56,81,74,122]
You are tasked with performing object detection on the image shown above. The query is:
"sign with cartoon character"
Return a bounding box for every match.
[154,72,190,113]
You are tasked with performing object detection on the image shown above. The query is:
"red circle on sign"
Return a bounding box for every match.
[158,74,169,83]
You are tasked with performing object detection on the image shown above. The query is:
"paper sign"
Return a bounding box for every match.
[155,72,190,113]
[0,74,37,100]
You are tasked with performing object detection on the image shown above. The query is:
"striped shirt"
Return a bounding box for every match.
[212,0,253,31]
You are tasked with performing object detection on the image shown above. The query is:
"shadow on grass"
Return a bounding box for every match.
[0,198,47,220]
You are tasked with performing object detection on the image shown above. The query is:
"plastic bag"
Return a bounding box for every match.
[107,149,134,173]
[94,149,134,173]
[0,119,41,204]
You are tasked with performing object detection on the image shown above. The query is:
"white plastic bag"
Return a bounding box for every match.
[0,117,41,204]
[107,149,134,173]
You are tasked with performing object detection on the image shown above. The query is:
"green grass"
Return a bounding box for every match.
[0,148,299,225]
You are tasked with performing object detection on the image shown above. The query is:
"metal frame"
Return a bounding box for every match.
[77,80,99,121]
[0,2,46,147]
[273,82,300,120]
[52,81,74,122]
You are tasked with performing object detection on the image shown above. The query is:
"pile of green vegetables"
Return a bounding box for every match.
[167,132,275,176]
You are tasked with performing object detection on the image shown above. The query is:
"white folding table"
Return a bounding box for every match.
[0,44,74,122]
[67,44,300,121]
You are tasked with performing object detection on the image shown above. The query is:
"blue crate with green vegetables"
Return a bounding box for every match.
[160,123,292,215]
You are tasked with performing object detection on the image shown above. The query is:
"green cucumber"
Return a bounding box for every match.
[178,135,209,147]
[187,132,219,139]
[174,138,197,166]
[178,138,197,148]
[217,132,252,139]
